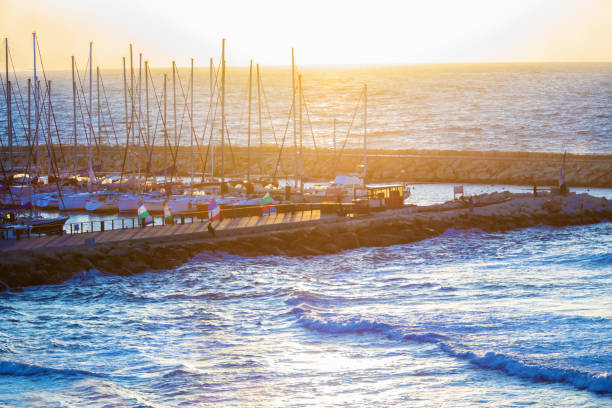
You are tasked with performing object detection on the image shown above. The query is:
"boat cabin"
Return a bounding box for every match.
[353,184,406,210]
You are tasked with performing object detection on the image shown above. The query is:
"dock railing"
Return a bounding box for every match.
[61,202,358,236]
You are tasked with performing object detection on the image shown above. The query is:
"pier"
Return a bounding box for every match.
[1,191,611,290]
[0,207,330,253]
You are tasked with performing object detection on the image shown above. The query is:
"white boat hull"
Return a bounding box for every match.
[118,196,139,212]
[59,193,91,211]
[84,199,118,212]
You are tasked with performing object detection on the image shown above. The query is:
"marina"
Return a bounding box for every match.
[1,1,611,405]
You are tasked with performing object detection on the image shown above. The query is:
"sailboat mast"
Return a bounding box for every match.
[298,73,303,192]
[88,42,93,192]
[363,84,367,186]
[71,56,76,174]
[247,59,252,181]
[35,80,40,175]
[291,48,297,188]
[190,57,194,189]
[97,66,100,153]
[47,80,52,178]
[172,60,176,184]
[163,73,167,186]
[145,60,149,174]
[27,78,31,165]
[33,32,38,174]
[138,52,142,186]
[220,39,225,188]
[210,57,214,179]
[333,118,336,176]
[122,56,129,183]
[5,38,12,170]
[256,64,263,177]
[129,44,134,178]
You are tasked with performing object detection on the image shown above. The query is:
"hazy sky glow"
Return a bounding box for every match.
[1,0,611,70]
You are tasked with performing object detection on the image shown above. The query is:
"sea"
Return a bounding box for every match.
[0,64,611,407]
[0,63,611,154]
[0,220,610,407]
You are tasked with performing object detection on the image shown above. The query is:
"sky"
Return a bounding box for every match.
[1,0,611,71]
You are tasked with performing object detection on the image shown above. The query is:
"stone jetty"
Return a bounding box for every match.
[4,145,612,187]
[0,192,610,290]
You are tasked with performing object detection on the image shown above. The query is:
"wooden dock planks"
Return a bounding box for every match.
[0,210,327,253]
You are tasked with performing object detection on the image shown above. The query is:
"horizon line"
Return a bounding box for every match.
[8,60,612,73]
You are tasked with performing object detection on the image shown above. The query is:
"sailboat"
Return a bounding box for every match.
[1,210,69,237]
[84,190,121,212]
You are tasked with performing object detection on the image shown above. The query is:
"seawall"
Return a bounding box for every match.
[0,192,610,290]
[4,146,612,187]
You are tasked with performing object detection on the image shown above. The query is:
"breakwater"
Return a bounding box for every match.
[3,145,612,187]
[0,192,610,290]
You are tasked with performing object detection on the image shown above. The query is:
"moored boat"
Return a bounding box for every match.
[84,191,120,213]
[59,192,92,211]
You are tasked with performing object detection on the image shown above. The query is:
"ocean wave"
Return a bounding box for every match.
[291,308,612,394]
[295,312,402,338]
[0,360,102,378]
[441,347,612,394]
[399,282,437,289]
[286,290,369,308]
[65,268,106,283]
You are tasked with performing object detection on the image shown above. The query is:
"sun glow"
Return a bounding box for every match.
[1,0,611,70]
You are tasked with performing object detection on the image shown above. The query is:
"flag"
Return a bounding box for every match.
[137,201,153,225]
[163,201,173,224]
[208,197,220,220]
[137,201,151,219]
[261,192,276,215]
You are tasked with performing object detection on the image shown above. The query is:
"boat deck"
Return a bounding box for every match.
[0,209,330,253]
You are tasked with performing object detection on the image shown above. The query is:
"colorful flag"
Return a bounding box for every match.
[137,201,151,219]
[163,201,173,224]
[208,197,220,220]
[261,192,276,215]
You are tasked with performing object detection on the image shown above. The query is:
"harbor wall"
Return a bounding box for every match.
[0,192,610,290]
[3,146,612,187]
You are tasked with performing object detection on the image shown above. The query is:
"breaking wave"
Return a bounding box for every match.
[289,302,612,395]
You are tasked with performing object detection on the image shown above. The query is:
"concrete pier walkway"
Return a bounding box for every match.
[0,209,328,253]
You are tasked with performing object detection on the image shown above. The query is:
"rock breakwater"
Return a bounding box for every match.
[5,145,612,187]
